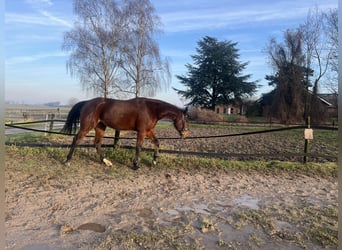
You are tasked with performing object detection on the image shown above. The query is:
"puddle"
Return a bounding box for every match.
[165,205,196,216]
[161,195,260,226]
[231,194,260,209]
[193,204,210,215]
[77,222,106,232]
[275,220,295,232]
[163,203,210,220]
[136,208,155,227]
[215,200,232,208]
[176,206,192,212]
[21,244,51,250]
[137,208,153,218]
[165,209,180,216]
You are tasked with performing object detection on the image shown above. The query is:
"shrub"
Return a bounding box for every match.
[234,115,249,123]
[188,107,223,123]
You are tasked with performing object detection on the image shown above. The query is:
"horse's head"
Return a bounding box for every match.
[174,107,190,138]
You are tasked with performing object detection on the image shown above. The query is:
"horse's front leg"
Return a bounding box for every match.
[133,133,145,170]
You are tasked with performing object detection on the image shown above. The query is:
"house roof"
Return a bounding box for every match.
[317,93,337,107]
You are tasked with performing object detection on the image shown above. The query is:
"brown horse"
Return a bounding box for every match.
[62,97,189,169]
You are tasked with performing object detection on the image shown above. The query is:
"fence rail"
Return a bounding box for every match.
[5,119,338,162]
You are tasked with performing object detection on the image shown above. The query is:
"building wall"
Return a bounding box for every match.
[215,105,242,115]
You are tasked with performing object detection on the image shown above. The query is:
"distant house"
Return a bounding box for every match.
[316,93,338,117]
[216,93,338,118]
[215,104,245,115]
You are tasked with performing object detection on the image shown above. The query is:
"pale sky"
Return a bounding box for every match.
[5,0,338,105]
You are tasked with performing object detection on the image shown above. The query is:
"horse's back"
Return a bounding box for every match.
[100,98,152,131]
[80,97,165,131]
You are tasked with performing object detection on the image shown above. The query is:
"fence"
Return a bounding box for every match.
[5,118,338,163]
[5,105,69,123]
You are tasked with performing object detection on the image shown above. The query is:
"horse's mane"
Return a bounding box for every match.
[138,97,181,110]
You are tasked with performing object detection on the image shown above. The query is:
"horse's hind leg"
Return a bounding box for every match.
[65,129,89,165]
[114,130,120,148]
[133,132,145,170]
[152,138,160,166]
[94,123,112,167]
[147,130,159,166]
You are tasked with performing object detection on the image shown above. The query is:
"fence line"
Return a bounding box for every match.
[5,119,338,162]
[4,120,338,139]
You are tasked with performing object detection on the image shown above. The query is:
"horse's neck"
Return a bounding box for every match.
[158,104,180,120]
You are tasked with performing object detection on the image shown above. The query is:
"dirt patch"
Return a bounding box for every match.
[5,126,338,249]
[5,162,337,249]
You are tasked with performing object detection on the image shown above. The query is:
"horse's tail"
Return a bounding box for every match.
[61,100,87,135]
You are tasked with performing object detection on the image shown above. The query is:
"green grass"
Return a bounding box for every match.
[235,206,338,248]
[5,132,51,143]
[96,225,199,250]
[5,144,337,181]
[5,126,337,179]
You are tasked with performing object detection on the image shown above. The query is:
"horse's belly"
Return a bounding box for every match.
[104,118,136,131]
[100,106,141,131]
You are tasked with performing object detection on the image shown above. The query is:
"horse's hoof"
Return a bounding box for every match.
[132,164,140,170]
[102,158,113,167]
[132,159,140,170]
[152,160,157,166]
[64,161,71,167]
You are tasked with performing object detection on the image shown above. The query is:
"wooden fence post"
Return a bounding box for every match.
[44,114,49,136]
[49,113,55,135]
[303,116,313,163]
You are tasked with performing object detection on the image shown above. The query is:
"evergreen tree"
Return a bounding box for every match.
[174,36,257,110]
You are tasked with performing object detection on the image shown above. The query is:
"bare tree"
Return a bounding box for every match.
[323,8,338,94]
[63,0,169,99]
[265,30,307,123]
[298,7,334,123]
[119,0,170,97]
[62,0,124,98]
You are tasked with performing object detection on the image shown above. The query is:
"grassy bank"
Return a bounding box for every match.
[5,145,337,178]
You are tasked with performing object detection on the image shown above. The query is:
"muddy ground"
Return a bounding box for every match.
[5,126,338,249]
